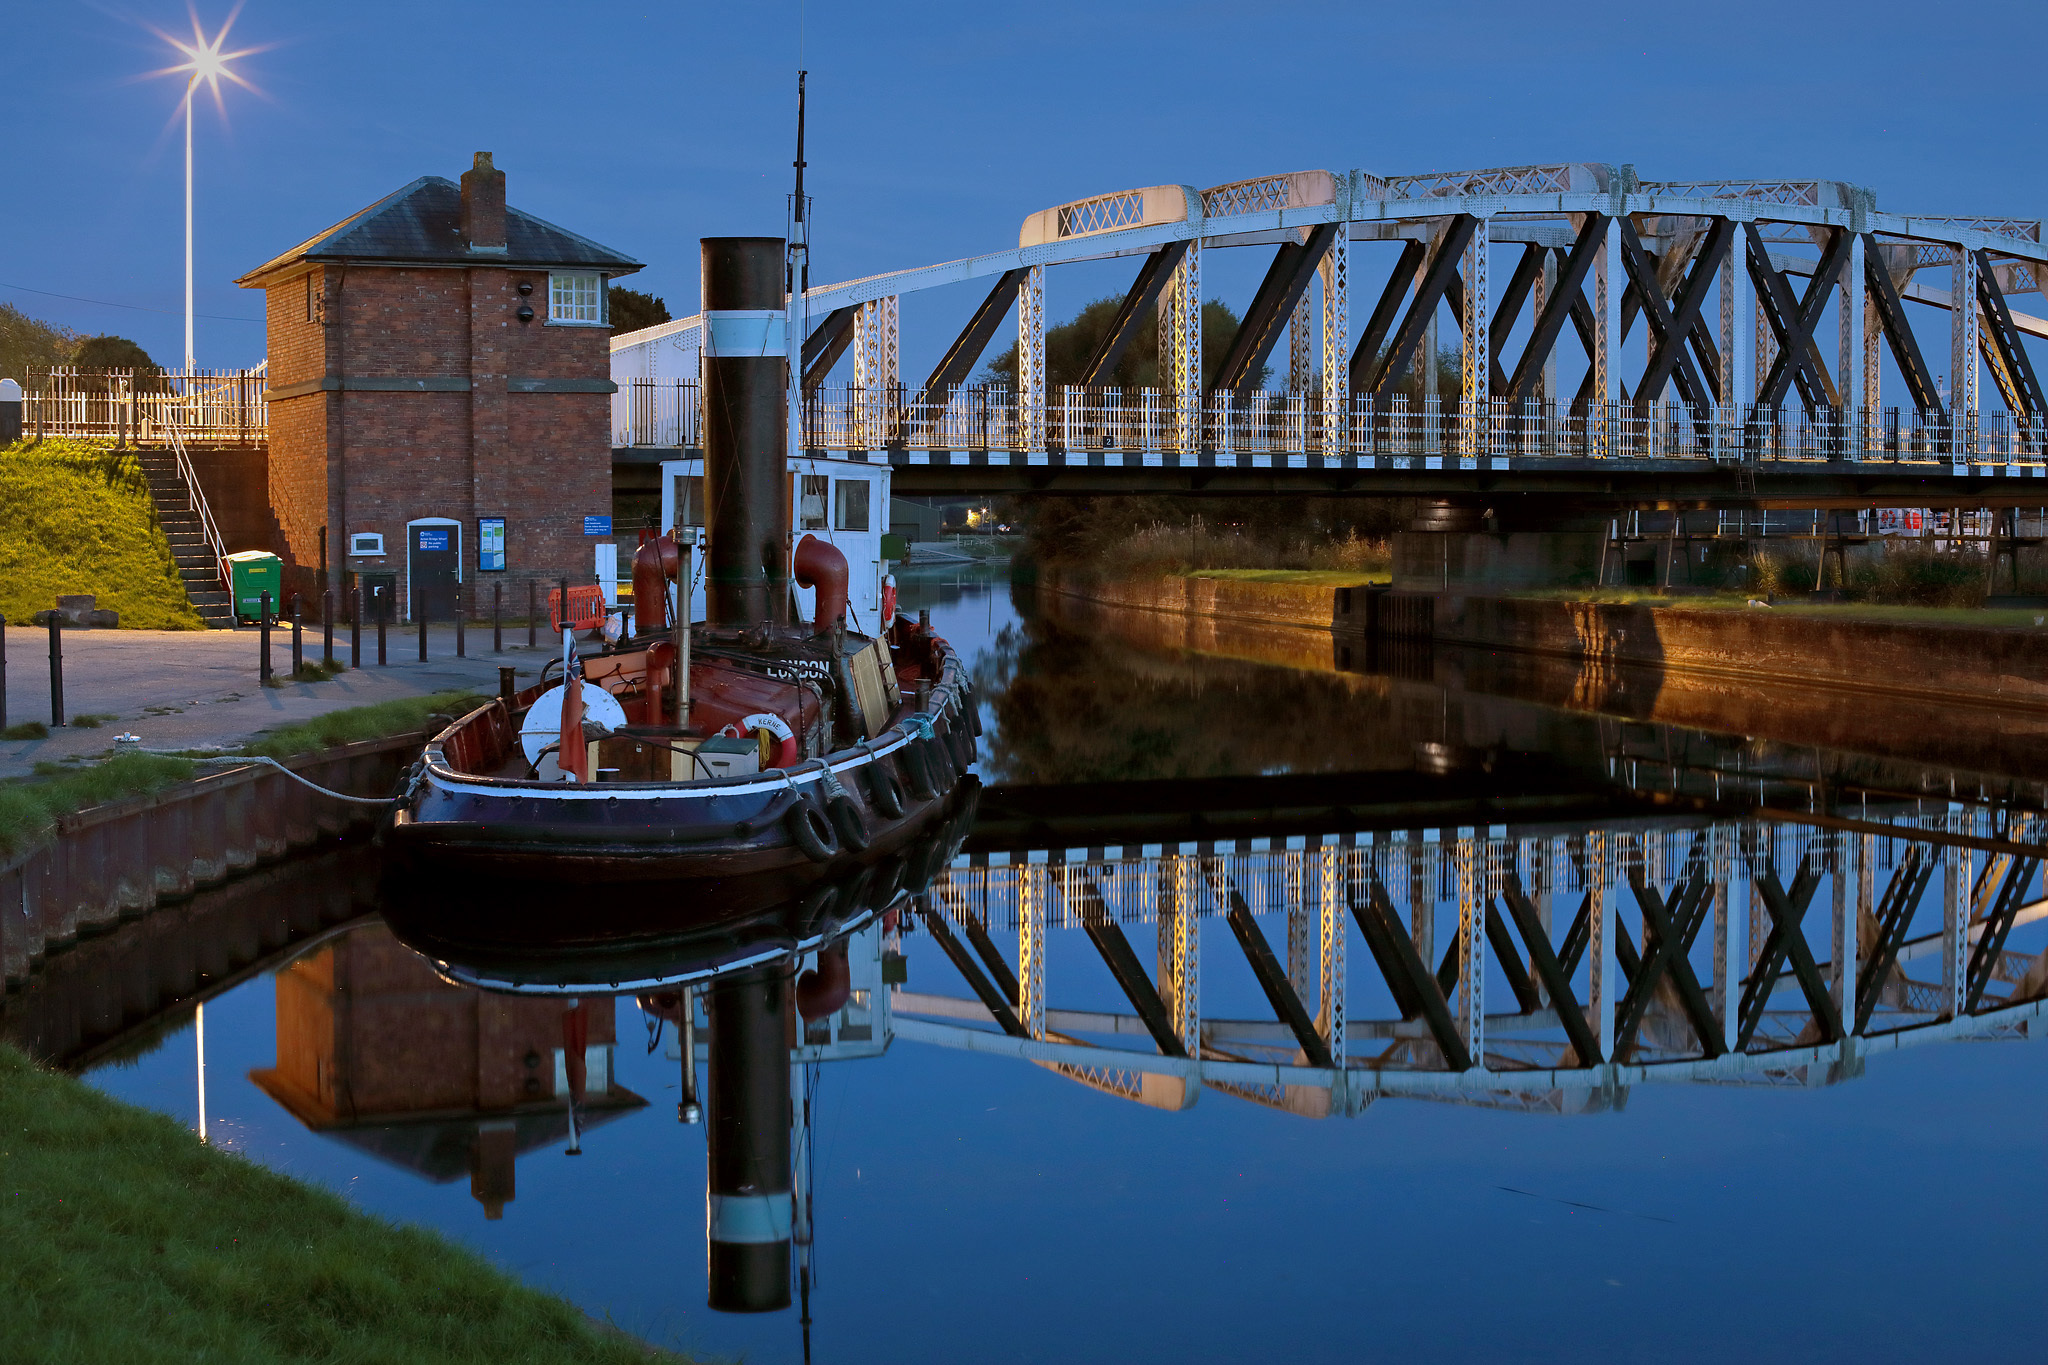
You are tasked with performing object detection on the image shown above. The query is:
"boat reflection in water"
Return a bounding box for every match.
[379,782,978,1316]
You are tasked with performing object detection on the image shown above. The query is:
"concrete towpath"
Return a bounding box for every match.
[0,624,556,780]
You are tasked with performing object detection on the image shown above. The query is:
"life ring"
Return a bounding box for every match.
[787,801,840,863]
[864,761,906,818]
[740,711,800,769]
[827,793,871,852]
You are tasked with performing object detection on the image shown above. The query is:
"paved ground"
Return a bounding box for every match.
[0,626,554,779]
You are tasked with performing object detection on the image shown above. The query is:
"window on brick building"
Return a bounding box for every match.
[833,479,870,532]
[799,475,828,530]
[549,272,605,325]
[304,272,318,323]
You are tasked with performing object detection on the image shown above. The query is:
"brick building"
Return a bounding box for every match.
[236,152,641,618]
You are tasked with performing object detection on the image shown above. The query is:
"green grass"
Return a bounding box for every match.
[0,1043,685,1365]
[239,690,486,760]
[0,439,204,630]
[1176,568,1392,587]
[2,721,50,741]
[68,713,117,729]
[0,751,196,859]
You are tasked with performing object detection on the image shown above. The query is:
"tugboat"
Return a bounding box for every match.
[387,231,979,894]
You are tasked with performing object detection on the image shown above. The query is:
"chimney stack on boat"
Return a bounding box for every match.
[700,237,793,628]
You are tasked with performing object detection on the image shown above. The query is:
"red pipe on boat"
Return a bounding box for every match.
[632,531,680,631]
[793,534,849,635]
[796,945,851,1021]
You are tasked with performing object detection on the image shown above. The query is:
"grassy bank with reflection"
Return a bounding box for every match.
[0,1043,685,1364]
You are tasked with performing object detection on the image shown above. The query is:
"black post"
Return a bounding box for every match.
[498,665,517,712]
[455,592,466,659]
[350,587,362,669]
[377,591,388,666]
[46,616,63,726]
[527,580,537,648]
[493,582,503,653]
[0,613,7,733]
[290,594,303,677]
[322,590,335,666]
[558,576,570,645]
[258,592,272,685]
[417,597,428,662]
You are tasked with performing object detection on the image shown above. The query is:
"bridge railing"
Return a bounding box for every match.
[608,376,2043,466]
[22,366,267,445]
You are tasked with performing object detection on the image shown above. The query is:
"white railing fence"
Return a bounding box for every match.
[22,366,267,445]
[611,377,2044,466]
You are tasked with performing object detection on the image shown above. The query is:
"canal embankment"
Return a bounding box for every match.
[1040,566,2048,711]
[1037,567,2048,780]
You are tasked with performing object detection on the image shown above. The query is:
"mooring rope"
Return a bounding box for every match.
[183,753,407,805]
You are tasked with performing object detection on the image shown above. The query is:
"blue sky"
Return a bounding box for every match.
[4,0,2044,373]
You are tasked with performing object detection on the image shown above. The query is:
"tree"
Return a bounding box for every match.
[0,303,78,384]
[71,335,160,372]
[978,296,1260,391]
[609,287,671,336]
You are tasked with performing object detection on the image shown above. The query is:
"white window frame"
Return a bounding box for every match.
[548,271,607,327]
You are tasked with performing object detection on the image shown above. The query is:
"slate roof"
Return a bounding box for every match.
[236,176,642,284]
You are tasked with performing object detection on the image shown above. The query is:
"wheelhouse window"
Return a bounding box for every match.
[799,475,829,530]
[834,479,870,532]
[672,475,704,527]
[549,272,605,325]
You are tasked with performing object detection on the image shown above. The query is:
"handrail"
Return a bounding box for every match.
[164,418,230,593]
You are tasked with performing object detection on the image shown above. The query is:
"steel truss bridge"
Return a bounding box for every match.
[872,796,2048,1117]
[616,164,2048,503]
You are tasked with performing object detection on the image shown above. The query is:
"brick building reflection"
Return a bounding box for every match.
[250,922,644,1219]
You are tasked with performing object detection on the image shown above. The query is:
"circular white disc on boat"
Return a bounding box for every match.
[520,681,630,768]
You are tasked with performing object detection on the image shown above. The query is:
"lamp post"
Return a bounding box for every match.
[160,16,253,375]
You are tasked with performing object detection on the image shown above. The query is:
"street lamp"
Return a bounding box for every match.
[160,13,254,374]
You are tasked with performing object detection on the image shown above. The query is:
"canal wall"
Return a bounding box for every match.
[1041,568,2048,711]
[0,733,422,989]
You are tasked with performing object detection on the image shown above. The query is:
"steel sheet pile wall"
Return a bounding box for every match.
[0,733,424,989]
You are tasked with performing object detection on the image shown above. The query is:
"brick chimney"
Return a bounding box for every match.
[460,152,507,254]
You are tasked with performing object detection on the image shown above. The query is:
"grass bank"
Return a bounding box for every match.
[0,438,202,630]
[0,690,485,858]
[1177,567,1390,587]
[0,1044,680,1364]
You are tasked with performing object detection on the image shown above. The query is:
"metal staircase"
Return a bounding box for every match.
[136,428,235,629]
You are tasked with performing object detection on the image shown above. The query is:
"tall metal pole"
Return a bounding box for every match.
[184,74,196,373]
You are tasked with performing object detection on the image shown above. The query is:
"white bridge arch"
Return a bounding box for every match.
[615,162,2048,478]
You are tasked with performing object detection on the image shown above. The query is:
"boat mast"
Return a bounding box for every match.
[786,71,809,471]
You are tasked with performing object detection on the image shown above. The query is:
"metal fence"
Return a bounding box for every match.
[611,377,2046,466]
[22,366,268,445]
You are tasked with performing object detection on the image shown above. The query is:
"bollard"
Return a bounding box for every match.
[47,615,64,726]
[558,577,570,643]
[350,588,362,669]
[377,593,388,666]
[455,595,466,659]
[258,591,272,685]
[499,664,517,713]
[528,580,537,648]
[322,590,335,667]
[493,583,503,653]
[418,598,428,662]
[290,594,303,677]
[0,612,8,733]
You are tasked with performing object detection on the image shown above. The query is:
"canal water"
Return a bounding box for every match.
[15,565,2048,1364]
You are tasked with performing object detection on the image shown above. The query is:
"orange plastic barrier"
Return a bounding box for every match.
[548,585,608,633]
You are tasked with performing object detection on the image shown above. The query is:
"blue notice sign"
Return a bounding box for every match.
[416,528,450,551]
[584,515,612,536]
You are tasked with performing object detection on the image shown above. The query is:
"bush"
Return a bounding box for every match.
[1856,546,1988,607]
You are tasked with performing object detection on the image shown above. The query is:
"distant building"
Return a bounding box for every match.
[236,153,642,617]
